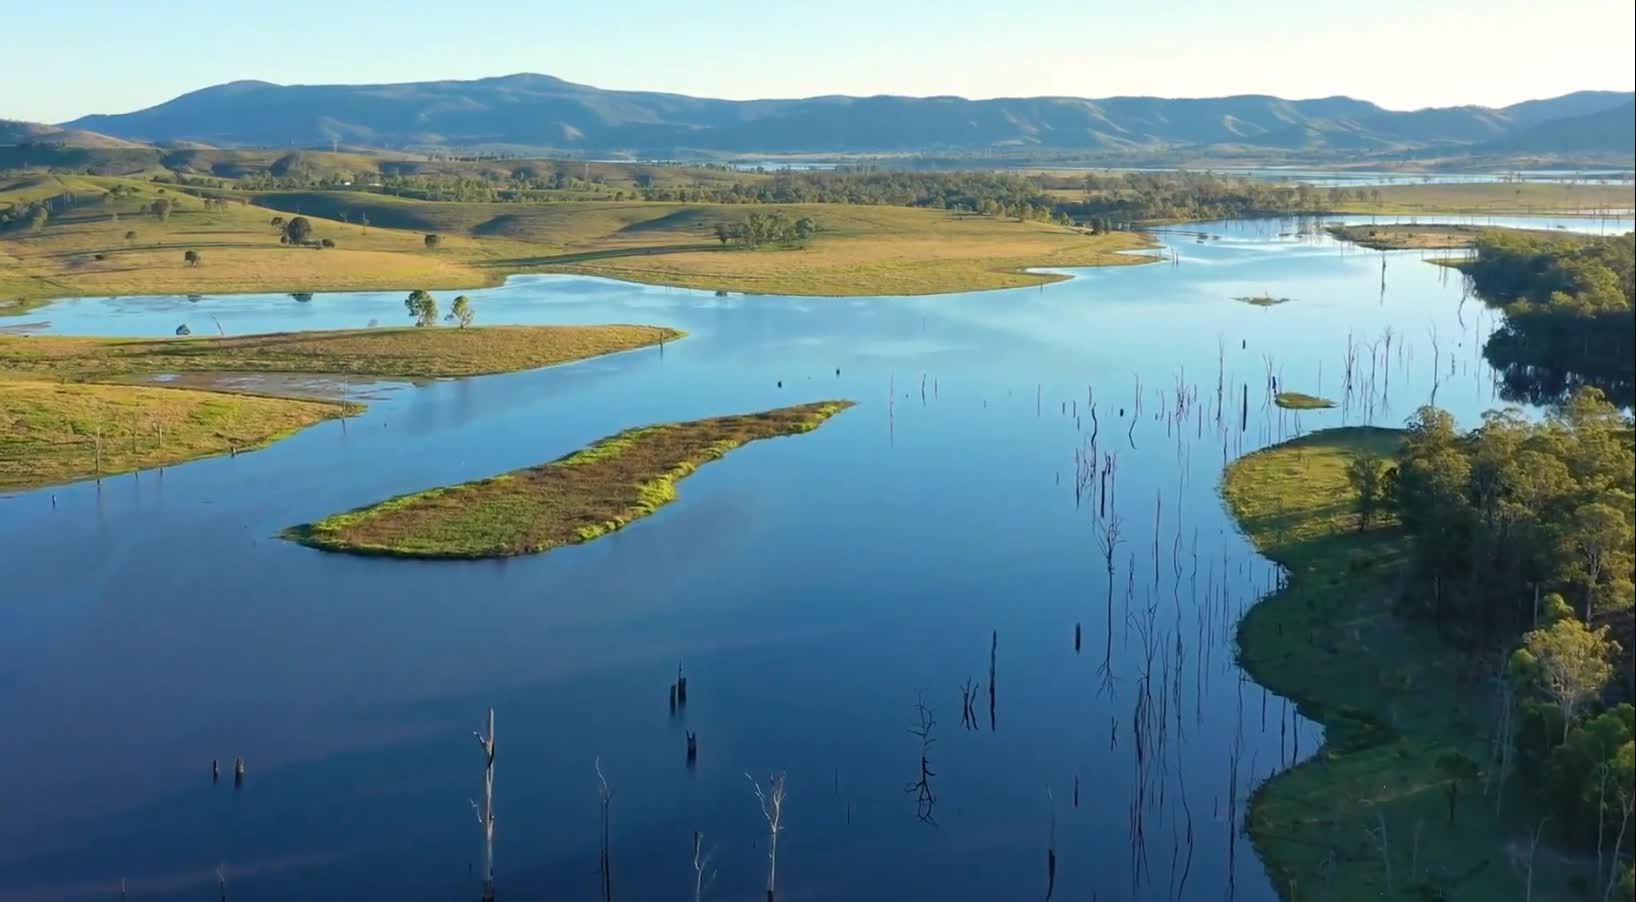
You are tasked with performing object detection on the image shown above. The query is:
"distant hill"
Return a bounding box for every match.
[1483,100,1636,154]
[0,119,144,148]
[33,75,1636,160]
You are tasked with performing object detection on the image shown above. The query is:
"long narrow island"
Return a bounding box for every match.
[285,400,854,558]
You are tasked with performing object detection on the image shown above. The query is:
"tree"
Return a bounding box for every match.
[714,223,733,246]
[283,216,312,245]
[124,230,137,243]
[28,207,48,232]
[1561,502,1635,625]
[1346,453,1386,530]
[405,290,439,327]
[183,250,200,266]
[1515,617,1620,741]
[149,198,172,221]
[424,233,441,249]
[450,295,474,329]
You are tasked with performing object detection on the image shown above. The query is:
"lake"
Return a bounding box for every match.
[0,213,1623,901]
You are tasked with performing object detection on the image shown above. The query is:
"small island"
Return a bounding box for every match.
[285,400,855,558]
[1325,222,1572,251]
[1274,391,1335,410]
[1234,294,1293,307]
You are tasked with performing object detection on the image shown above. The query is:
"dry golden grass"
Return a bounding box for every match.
[1334,181,1634,216]
[288,401,853,557]
[4,185,1155,299]
[0,176,496,299]
[0,324,681,489]
[249,195,1159,295]
[0,324,683,381]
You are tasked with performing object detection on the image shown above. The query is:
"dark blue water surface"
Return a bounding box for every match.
[0,214,1624,901]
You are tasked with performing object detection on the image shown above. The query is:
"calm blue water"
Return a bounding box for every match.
[0,214,1617,901]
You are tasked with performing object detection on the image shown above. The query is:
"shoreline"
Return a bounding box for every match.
[0,325,684,492]
[1223,427,1577,900]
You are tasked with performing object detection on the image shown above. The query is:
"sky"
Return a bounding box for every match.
[8,0,1635,123]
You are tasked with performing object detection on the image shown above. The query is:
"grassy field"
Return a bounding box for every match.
[1,324,683,381]
[247,193,1157,295]
[1325,222,1574,251]
[1,175,1155,302]
[0,380,353,490]
[0,324,681,489]
[1224,428,1583,901]
[287,401,853,557]
[1332,181,1634,217]
[1273,392,1335,410]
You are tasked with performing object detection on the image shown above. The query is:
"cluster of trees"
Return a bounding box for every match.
[1384,390,1633,639]
[1468,231,1635,405]
[1351,389,1635,890]
[0,200,50,232]
[712,211,816,248]
[404,290,473,328]
[1058,171,1370,222]
[274,216,332,248]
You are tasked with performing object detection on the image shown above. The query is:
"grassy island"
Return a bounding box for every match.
[1224,428,1579,901]
[285,401,854,558]
[1326,222,1575,251]
[0,380,354,490]
[1273,391,1335,410]
[0,324,681,490]
[0,324,682,381]
[1235,294,1293,307]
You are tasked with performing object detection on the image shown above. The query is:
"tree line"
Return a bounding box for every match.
[1350,388,1635,893]
[201,163,1376,227]
[1468,231,1635,406]
[712,211,816,248]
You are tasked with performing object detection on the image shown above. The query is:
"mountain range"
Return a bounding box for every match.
[28,75,1636,160]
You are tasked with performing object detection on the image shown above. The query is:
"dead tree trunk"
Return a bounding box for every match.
[473,708,496,902]
[596,758,614,902]
[748,772,786,901]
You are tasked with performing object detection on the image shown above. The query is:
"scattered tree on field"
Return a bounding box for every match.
[283,216,312,245]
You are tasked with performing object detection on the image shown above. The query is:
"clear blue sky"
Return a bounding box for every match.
[9,0,1634,123]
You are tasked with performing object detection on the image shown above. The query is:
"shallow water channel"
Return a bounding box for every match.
[0,213,1624,901]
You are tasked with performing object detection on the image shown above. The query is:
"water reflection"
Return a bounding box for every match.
[0,213,1617,901]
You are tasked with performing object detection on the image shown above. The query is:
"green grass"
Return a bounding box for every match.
[1224,428,1586,901]
[0,324,681,489]
[0,380,354,490]
[1274,392,1335,410]
[286,401,854,558]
